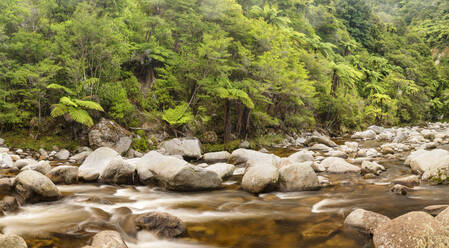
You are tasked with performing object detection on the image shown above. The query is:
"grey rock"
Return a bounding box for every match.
[88,118,133,154]
[229,149,280,167]
[90,230,128,248]
[344,208,390,234]
[0,234,27,248]
[160,138,202,159]
[205,163,235,179]
[99,158,136,184]
[0,153,13,168]
[361,161,385,175]
[22,160,51,175]
[241,159,279,194]
[14,158,38,169]
[279,162,320,192]
[288,150,314,163]
[135,212,186,238]
[0,196,18,212]
[47,166,78,184]
[320,157,361,173]
[351,130,376,140]
[78,147,119,181]
[309,143,331,152]
[55,149,70,160]
[373,211,449,248]
[70,151,91,164]
[304,134,337,147]
[390,184,412,195]
[203,151,231,163]
[0,178,12,195]
[14,170,61,203]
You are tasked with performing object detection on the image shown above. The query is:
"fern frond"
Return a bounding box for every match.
[60,97,78,107]
[68,107,94,127]
[73,99,104,111]
[47,83,74,95]
[50,104,68,118]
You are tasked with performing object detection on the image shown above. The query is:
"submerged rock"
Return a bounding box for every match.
[344,208,390,235]
[160,138,202,160]
[390,184,412,195]
[135,212,186,238]
[392,175,420,187]
[47,166,78,184]
[14,170,61,203]
[373,211,449,248]
[0,234,27,248]
[279,162,320,192]
[90,230,128,248]
[78,147,119,181]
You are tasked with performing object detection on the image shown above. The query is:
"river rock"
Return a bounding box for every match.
[14,170,61,203]
[351,130,376,140]
[78,147,119,181]
[22,160,51,175]
[344,208,390,234]
[70,151,91,164]
[135,212,186,238]
[0,196,18,212]
[46,166,78,184]
[203,151,231,163]
[320,157,361,173]
[392,175,420,187]
[205,163,235,179]
[435,207,449,226]
[309,143,331,152]
[380,143,410,154]
[304,134,337,147]
[14,158,37,169]
[160,138,202,160]
[0,234,27,248]
[55,149,70,160]
[406,149,449,179]
[325,150,347,158]
[89,118,133,154]
[279,162,320,192]
[229,149,279,167]
[361,161,385,175]
[0,153,13,168]
[392,131,409,143]
[288,150,314,163]
[90,230,128,248]
[424,205,449,216]
[99,158,136,184]
[390,184,411,195]
[241,159,279,194]
[0,178,12,195]
[373,211,449,248]
[136,151,221,191]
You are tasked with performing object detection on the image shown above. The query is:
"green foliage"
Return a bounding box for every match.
[131,137,150,153]
[162,102,194,126]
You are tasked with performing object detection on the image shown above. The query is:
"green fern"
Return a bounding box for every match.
[162,102,194,126]
[47,83,74,95]
[68,107,94,127]
[73,99,104,111]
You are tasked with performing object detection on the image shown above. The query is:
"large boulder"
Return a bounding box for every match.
[0,153,13,168]
[0,234,27,248]
[205,163,235,179]
[99,158,136,184]
[134,212,186,238]
[70,151,91,164]
[320,157,361,173]
[160,138,202,160]
[14,158,37,169]
[136,151,221,191]
[241,159,279,194]
[14,170,61,203]
[78,147,119,181]
[90,230,128,248]
[407,149,449,174]
[229,149,280,167]
[344,208,390,235]
[46,166,78,184]
[202,151,231,163]
[279,162,320,192]
[373,211,449,248]
[88,118,133,154]
[435,207,449,226]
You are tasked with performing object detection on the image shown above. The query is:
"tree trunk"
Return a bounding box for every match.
[224,100,232,144]
[241,107,250,139]
[331,69,339,97]
[236,103,243,137]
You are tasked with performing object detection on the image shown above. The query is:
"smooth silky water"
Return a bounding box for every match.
[1,141,449,248]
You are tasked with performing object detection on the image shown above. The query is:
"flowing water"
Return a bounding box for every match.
[1,140,449,248]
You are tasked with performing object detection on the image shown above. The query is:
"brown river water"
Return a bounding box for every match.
[1,140,449,248]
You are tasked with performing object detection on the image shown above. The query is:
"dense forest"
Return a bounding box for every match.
[1,0,449,144]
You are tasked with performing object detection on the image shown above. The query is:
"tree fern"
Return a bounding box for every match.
[73,99,104,111]
[47,83,74,95]
[68,107,94,127]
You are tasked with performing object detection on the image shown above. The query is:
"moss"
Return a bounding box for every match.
[203,140,241,153]
[248,134,286,149]
[2,131,81,151]
[131,137,150,153]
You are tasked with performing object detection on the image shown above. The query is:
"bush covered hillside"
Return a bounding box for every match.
[1,0,449,142]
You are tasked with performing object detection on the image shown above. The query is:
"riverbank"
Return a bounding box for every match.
[1,122,449,247]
